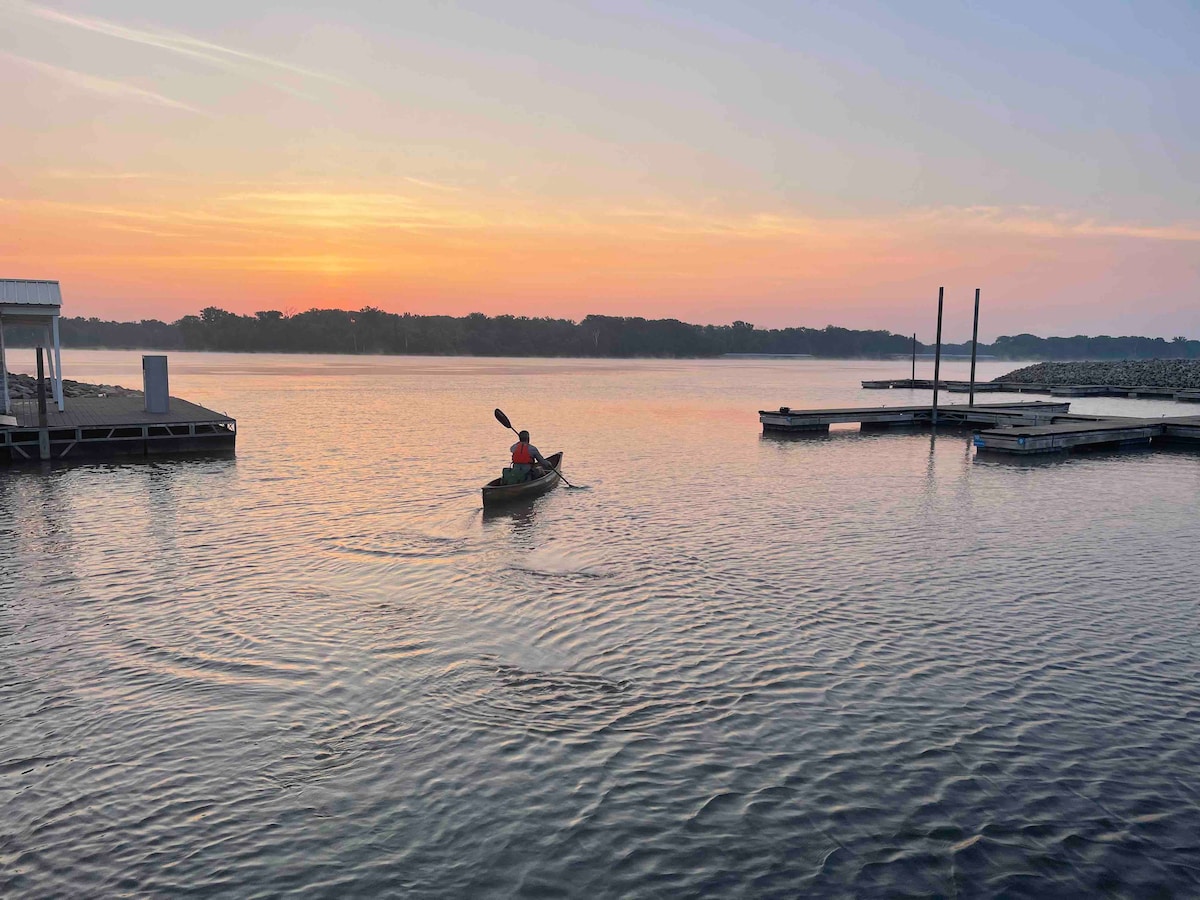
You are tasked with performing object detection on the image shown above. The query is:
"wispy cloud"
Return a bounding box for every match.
[15,188,1200,250]
[94,222,193,238]
[8,0,347,90]
[593,204,1200,243]
[910,206,1200,243]
[30,202,173,222]
[3,52,205,114]
[45,170,175,181]
[598,207,828,238]
[21,192,510,238]
[401,177,463,193]
[215,191,496,230]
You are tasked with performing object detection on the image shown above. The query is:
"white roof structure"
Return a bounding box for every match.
[0,279,63,322]
[0,279,65,414]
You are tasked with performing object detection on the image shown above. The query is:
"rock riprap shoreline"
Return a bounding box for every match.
[4,372,142,400]
[996,360,1200,389]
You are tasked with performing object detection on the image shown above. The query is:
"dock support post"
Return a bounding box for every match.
[36,347,49,460]
[52,315,64,410]
[968,288,980,407]
[0,314,8,416]
[931,287,944,428]
[42,325,56,410]
[36,347,47,423]
[911,332,916,381]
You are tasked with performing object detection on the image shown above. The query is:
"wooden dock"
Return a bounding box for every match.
[863,378,1200,401]
[862,378,1044,393]
[973,415,1200,455]
[760,398,1200,455]
[2,395,236,463]
[760,401,1072,432]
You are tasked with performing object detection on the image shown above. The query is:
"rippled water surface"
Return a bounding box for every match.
[3,352,1200,898]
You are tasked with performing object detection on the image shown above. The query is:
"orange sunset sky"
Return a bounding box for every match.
[1,1,1197,341]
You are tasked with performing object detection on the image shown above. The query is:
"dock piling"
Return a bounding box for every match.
[931,288,944,428]
[35,347,49,459]
[968,288,980,407]
[36,347,47,423]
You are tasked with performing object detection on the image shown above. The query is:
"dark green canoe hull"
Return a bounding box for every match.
[481,451,564,507]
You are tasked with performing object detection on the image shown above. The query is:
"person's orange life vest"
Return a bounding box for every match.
[512,442,534,464]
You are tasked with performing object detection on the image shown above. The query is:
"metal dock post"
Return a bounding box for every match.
[968,288,980,407]
[931,287,944,428]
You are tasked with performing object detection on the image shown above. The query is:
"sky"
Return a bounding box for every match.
[0,0,1196,341]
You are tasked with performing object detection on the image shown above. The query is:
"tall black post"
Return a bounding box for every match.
[911,332,917,382]
[931,287,944,428]
[968,288,981,406]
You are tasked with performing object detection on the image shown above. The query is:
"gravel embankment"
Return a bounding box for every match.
[4,372,142,400]
[995,360,1200,389]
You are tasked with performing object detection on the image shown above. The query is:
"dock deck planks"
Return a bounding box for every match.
[2,396,236,463]
[7,396,233,428]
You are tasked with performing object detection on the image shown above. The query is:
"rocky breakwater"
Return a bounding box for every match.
[996,360,1200,389]
[5,372,142,400]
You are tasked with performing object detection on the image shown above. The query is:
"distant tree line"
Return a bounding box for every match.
[5,307,1199,360]
[984,333,1200,360]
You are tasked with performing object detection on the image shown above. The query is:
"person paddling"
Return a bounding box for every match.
[510,430,547,481]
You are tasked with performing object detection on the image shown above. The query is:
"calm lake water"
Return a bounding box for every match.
[3,351,1199,898]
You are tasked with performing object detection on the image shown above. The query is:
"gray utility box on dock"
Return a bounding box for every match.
[143,355,170,413]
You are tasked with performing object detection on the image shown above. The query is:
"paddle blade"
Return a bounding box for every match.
[494,408,512,430]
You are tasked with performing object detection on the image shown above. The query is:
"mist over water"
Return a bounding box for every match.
[3,352,1199,898]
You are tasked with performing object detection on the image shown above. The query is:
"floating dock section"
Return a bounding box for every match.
[862,378,1012,394]
[760,399,1200,456]
[863,378,1200,401]
[760,401,1071,433]
[2,395,236,464]
[973,415,1200,455]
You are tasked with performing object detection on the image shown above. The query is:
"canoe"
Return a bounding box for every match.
[481,451,564,507]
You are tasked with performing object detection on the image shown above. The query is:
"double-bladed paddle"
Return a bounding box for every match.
[494,408,576,487]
